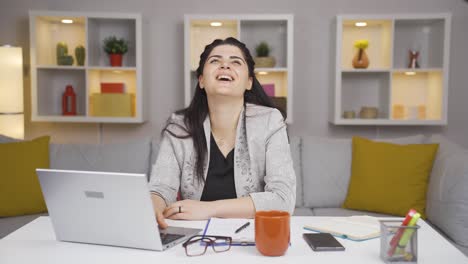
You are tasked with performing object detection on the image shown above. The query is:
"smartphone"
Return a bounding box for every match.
[303,233,345,251]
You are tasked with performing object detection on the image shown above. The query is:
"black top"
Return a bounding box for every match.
[200,134,237,201]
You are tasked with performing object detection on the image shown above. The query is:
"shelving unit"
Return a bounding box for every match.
[331,14,451,125]
[29,11,144,123]
[184,14,294,123]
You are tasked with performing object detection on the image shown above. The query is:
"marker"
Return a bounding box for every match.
[387,209,417,257]
[395,213,421,255]
[235,222,250,234]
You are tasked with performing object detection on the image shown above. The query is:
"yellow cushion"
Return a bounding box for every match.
[0,136,50,216]
[343,136,439,218]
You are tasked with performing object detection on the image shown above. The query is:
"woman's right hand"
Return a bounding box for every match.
[156,210,168,229]
[151,193,169,229]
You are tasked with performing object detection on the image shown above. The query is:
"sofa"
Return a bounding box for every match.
[1,134,467,256]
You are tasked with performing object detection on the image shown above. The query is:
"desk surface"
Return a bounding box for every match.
[0,216,466,264]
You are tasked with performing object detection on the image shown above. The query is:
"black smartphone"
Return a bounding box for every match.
[303,233,345,251]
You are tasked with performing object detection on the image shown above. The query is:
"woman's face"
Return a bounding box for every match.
[199,44,252,99]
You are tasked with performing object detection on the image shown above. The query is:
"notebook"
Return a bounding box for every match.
[203,218,255,246]
[303,215,380,241]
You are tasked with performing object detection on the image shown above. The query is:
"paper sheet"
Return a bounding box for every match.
[204,218,255,244]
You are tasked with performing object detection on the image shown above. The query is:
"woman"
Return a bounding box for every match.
[149,37,296,228]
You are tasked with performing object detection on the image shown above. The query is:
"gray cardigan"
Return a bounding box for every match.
[149,104,296,214]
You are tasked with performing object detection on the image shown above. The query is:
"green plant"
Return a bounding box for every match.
[103,36,128,55]
[75,45,85,66]
[255,41,270,57]
[56,42,68,64]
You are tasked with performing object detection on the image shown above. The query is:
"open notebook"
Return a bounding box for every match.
[303,215,380,241]
[203,218,255,246]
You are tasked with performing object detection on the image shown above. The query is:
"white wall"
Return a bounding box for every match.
[1,0,467,147]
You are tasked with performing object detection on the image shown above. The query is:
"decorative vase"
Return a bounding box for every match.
[343,111,356,119]
[110,54,123,67]
[75,45,85,66]
[359,106,378,119]
[352,49,369,69]
[56,42,68,65]
[254,56,276,68]
[62,85,77,116]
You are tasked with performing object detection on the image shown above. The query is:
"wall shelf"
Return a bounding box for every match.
[30,11,144,123]
[331,14,451,125]
[184,14,294,123]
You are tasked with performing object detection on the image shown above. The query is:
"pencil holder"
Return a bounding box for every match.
[380,220,420,263]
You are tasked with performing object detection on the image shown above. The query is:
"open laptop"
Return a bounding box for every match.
[36,168,202,251]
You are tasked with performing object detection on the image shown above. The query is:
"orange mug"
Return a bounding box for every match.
[255,210,290,256]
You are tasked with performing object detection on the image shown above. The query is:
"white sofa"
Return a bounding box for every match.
[1,134,467,256]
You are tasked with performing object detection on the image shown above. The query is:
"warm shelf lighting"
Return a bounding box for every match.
[210,21,223,27]
[61,19,74,24]
[112,70,123,74]
[355,22,367,27]
[257,71,268,75]
[404,71,416,76]
[0,46,24,139]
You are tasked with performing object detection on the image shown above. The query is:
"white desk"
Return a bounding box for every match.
[0,216,466,264]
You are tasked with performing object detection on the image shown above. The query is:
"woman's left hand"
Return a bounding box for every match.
[163,199,215,220]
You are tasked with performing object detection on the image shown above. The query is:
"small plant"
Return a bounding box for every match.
[354,39,369,50]
[103,36,128,54]
[255,41,271,57]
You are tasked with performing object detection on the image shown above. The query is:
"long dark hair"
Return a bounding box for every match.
[163,37,285,184]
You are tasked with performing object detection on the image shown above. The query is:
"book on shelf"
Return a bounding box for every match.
[303,215,380,241]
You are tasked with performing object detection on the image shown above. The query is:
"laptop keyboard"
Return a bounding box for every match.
[160,233,184,245]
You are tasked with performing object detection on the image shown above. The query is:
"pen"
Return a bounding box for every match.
[235,222,250,234]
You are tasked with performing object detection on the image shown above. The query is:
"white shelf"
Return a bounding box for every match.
[30,11,144,123]
[255,67,288,72]
[334,118,446,126]
[332,13,451,126]
[185,14,294,123]
[37,65,86,70]
[87,66,136,71]
[392,68,442,72]
[341,68,390,73]
[31,115,144,123]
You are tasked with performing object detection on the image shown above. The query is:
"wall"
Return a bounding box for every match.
[1,0,467,147]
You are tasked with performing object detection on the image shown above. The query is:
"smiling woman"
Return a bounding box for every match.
[148,37,296,228]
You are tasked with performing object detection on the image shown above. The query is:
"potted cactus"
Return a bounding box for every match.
[103,36,128,67]
[75,45,85,66]
[56,42,74,66]
[254,41,276,68]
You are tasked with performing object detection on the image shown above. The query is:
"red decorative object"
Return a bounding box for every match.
[101,82,125,93]
[110,54,123,67]
[62,85,77,116]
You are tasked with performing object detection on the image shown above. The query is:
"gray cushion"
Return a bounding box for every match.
[289,136,303,207]
[49,137,152,175]
[0,134,22,143]
[312,208,394,217]
[302,137,351,208]
[148,139,160,181]
[302,135,426,208]
[426,134,468,247]
[0,213,47,238]
[455,244,468,257]
[293,207,314,216]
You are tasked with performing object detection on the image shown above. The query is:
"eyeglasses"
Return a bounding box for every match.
[182,235,232,257]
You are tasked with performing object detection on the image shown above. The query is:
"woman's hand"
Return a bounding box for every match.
[156,211,168,229]
[163,200,215,220]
